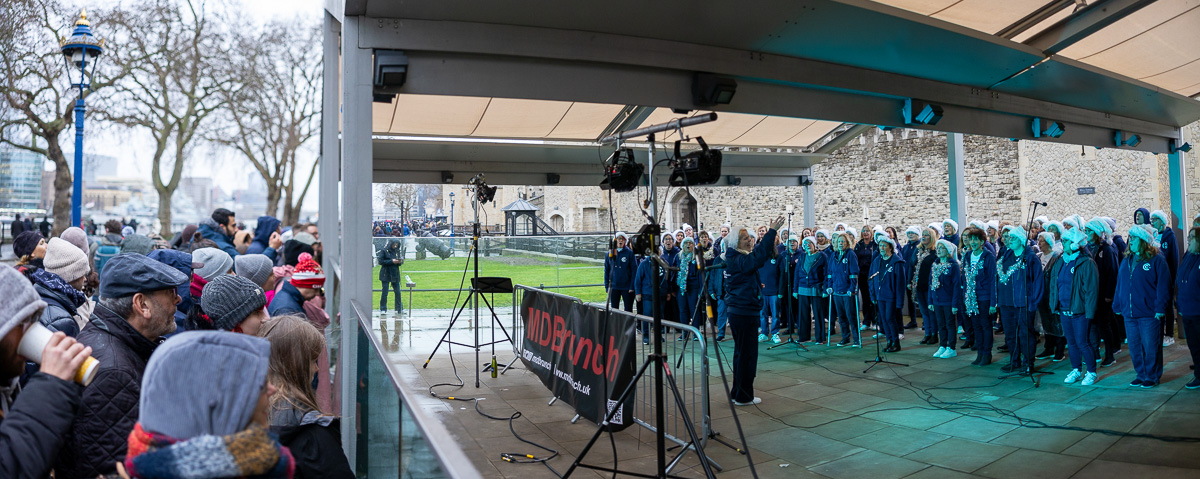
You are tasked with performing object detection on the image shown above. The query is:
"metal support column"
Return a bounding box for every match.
[1168,146,1189,231]
[947,132,967,226]
[320,10,346,458]
[339,14,374,468]
[802,169,815,228]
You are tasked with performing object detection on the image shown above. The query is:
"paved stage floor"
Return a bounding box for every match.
[373,313,1200,478]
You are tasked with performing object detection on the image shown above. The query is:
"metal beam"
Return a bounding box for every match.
[390,52,1179,153]
[597,106,655,142]
[1168,146,1189,231]
[1024,0,1158,55]
[996,0,1074,39]
[339,14,371,470]
[803,177,815,228]
[319,12,344,456]
[814,124,874,154]
[947,132,967,227]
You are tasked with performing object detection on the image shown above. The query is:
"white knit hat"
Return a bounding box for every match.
[43,237,90,282]
[936,239,958,258]
[905,225,921,237]
[943,219,959,232]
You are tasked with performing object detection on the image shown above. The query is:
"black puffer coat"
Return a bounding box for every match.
[34,282,83,337]
[0,374,81,479]
[54,304,160,479]
[377,240,404,283]
[270,405,354,479]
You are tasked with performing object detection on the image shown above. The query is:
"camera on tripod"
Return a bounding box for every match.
[468,174,497,204]
[668,136,722,187]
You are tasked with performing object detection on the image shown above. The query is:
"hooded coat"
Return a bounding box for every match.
[196,217,240,259]
[825,248,859,295]
[0,373,81,479]
[376,239,404,283]
[245,215,281,260]
[32,270,85,337]
[604,245,636,291]
[269,406,353,479]
[1178,251,1200,317]
[1047,252,1099,320]
[1133,208,1151,226]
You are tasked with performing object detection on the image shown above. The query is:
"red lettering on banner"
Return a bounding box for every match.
[591,347,604,376]
[607,336,621,382]
[539,311,553,346]
[526,307,538,342]
[551,314,566,353]
[573,337,593,369]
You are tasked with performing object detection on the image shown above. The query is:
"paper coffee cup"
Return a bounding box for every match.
[18,322,100,387]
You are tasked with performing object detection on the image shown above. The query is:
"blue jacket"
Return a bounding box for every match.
[1134,208,1151,226]
[794,250,826,294]
[269,282,307,316]
[825,250,859,295]
[960,248,996,303]
[778,247,801,290]
[705,255,726,300]
[197,218,239,258]
[725,229,779,316]
[855,240,877,284]
[1158,226,1179,281]
[943,233,960,248]
[927,259,962,307]
[605,247,636,291]
[1114,253,1170,318]
[901,240,920,268]
[992,247,1043,309]
[1177,252,1200,316]
[246,215,280,261]
[633,257,672,299]
[757,257,781,296]
[872,254,908,309]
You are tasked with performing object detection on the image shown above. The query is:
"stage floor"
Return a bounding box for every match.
[372,313,1200,478]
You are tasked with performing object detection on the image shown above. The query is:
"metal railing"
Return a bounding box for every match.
[510,285,719,474]
[350,300,481,478]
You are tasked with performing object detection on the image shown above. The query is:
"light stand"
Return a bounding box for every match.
[998,305,1053,387]
[1027,201,1046,234]
[564,130,717,479]
[770,211,809,352]
[423,185,515,388]
[863,278,907,372]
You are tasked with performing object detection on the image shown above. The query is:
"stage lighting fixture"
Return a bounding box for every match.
[692,72,737,107]
[902,99,943,126]
[1170,139,1192,154]
[374,50,409,88]
[599,147,644,192]
[799,175,813,186]
[629,223,662,257]
[669,137,723,187]
[441,171,454,184]
[1032,118,1065,138]
[1126,134,1141,147]
[468,174,497,204]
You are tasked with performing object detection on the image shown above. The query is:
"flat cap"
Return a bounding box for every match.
[99,253,189,298]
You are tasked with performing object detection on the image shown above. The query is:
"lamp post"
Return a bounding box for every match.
[449,192,455,237]
[60,9,104,228]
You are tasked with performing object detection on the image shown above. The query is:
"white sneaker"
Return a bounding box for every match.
[942,348,957,358]
[872,333,883,339]
[957,326,964,334]
[1064,369,1082,384]
[757,334,768,343]
[1164,337,1175,347]
[898,334,905,340]
[772,334,782,344]
[933,347,947,358]
[859,324,868,331]
[1081,372,1098,386]
[733,397,762,406]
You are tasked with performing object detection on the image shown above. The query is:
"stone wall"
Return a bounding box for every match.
[537,126,1191,235]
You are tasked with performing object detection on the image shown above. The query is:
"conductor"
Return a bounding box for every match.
[724,215,786,406]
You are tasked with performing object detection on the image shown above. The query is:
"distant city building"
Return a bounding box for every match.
[80,153,119,185]
[179,177,216,214]
[39,170,57,212]
[0,147,45,214]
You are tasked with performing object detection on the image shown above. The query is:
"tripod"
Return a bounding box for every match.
[423,194,515,388]
[564,134,716,479]
[998,305,1053,387]
[864,298,907,372]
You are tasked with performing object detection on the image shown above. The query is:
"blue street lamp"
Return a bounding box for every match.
[448,192,455,237]
[60,9,104,228]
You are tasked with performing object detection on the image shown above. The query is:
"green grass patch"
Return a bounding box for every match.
[370,253,607,310]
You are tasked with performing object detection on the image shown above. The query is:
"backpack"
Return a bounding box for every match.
[95,244,120,274]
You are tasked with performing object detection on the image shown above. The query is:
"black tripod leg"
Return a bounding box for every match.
[661,361,719,478]
[562,357,655,478]
[423,290,475,368]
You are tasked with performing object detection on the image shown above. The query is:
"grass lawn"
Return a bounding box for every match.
[370,253,606,310]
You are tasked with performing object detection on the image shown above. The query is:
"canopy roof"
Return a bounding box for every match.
[331,0,1200,186]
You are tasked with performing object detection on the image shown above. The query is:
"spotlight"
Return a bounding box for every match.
[599,147,644,192]
[1170,139,1193,154]
[441,171,454,184]
[1126,134,1141,147]
[692,72,737,107]
[1032,118,1065,138]
[374,50,409,88]
[669,137,723,187]
[628,223,662,257]
[469,174,497,204]
[901,99,943,126]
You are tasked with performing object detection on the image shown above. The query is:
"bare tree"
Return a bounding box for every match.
[0,0,126,236]
[101,0,232,235]
[213,19,320,225]
[377,184,420,225]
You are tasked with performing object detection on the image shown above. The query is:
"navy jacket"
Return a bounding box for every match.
[269,282,307,316]
[1178,252,1200,316]
[1090,241,1118,302]
[1114,254,1171,318]
[793,251,826,295]
[901,240,920,269]
[633,258,672,299]
[927,259,962,307]
[1158,226,1180,282]
[992,247,1044,309]
[872,254,908,309]
[706,255,726,300]
[943,233,960,248]
[778,247,801,293]
[961,248,997,304]
[854,240,877,281]
[246,215,281,261]
[677,254,702,296]
[196,218,239,258]
[725,229,778,316]
[757,257,781,296]
[825,250,859,295]
[604,247,637,291]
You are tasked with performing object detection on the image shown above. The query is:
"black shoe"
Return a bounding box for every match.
[971,355,982,366]
[1186,378,1200,389]
[1129,379,1144,387]
[904,321,918,329]
[997,345,1010,353]
[1001,363,1019,373]
[1035,349,1054,359]
[977,353,991,366]
[892,342,902,352]
[963,340,975,350]
[1052,352,1065,362]
[1141,381,1158,389]
[1100,357,1116,368]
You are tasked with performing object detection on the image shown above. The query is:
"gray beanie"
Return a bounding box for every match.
[292,232,317,245]
[59,227,90,255]
[200,275,267,331]
[44,238,90,282]
[234,254,274,288]
[139,331,270,438]
[0,264,47,340]
[120,234,155,255]
[192,247,233,281]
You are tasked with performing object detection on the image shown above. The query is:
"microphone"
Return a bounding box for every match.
[1031,201,1047,206]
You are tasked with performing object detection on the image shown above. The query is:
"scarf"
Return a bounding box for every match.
[1062,247,1080,265]
[930,260,951,293]
[964,251,982,315]
[32,269,87,308]
[677,249,695,295]
[124,423,294,479]
[189,273,209,299]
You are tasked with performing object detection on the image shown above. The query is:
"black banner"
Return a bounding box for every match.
[520,289,638,431]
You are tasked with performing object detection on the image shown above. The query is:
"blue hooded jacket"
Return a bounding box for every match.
[1157,225,1179,281]
[197,217,239,258]
[1114,253,1170,318]
[872,253,908,309]
[825,249,859,295]
[706,253,726,300]
[1133,208,1151,226]
[1178,252,1200,316]
[604,246,636,291]
[794,250,826,295]
[725,229,779,316]
[245,215,281,260]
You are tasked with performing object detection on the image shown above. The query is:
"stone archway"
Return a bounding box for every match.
[669,190,698,230]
